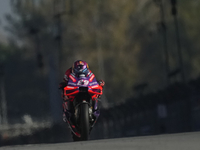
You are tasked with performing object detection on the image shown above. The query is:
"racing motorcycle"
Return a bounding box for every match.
[63,73,103,141]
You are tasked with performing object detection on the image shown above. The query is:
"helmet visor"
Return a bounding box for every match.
[73,65,89,75]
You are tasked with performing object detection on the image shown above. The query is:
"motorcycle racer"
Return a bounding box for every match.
[59,60,105,123]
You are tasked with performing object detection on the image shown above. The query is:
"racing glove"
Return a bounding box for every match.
[59,81,67,89]
[98,79,105,87]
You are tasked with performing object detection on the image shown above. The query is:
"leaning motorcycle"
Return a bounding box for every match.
[63,73,103,141]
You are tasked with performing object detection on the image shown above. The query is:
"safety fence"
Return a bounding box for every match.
[91,78,200,139]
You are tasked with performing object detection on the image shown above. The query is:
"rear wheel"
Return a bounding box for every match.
[80,103,90,140]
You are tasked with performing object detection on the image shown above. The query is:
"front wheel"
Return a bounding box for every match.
[80,103,90,140]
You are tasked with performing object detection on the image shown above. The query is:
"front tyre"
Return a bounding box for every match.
[80,103,90,140]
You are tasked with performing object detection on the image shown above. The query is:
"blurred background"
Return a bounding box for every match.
[0,0,200,146]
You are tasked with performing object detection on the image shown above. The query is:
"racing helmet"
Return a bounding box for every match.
[72,60,89,76]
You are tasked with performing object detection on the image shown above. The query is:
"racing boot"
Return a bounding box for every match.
[91,100,100,127]
[62,101,73,123]
[63,109,71,123]
[63,101,80,136]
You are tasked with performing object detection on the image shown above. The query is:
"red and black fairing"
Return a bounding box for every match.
[64,73,102,103]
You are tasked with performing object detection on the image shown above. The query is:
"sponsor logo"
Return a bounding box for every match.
[64,75,68,81]
[89,73,93,77]
[71,73,75,77]
[67,86,76,89]
[69,75,76,82]
[89,74,95,82]
[68,82,77,86]
[89,82,98,86]
[91,85,99,88]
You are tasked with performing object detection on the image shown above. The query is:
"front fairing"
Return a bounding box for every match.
[64,73,102,98]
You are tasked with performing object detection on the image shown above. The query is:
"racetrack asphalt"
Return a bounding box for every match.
[1,132,200,150]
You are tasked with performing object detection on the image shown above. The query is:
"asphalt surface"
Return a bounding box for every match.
[1,132,200,150]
